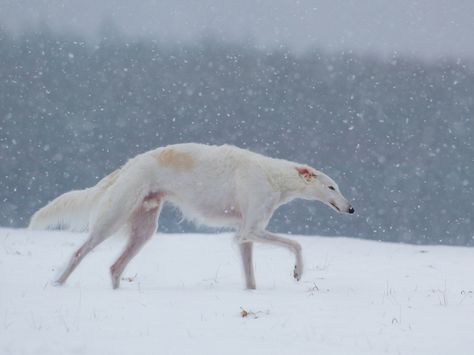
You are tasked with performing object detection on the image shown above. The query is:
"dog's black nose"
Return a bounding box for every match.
[348,206,355,214]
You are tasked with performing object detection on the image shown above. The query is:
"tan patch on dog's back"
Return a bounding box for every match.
[155,148,194,171]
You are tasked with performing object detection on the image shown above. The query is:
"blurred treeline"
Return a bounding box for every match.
[1,27,473,245]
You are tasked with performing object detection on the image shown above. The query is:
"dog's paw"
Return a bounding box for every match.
[293,264,302,281]
[54,276,66,286]
[110,272,121,290]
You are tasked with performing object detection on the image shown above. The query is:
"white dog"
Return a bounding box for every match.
[30,143,354,289]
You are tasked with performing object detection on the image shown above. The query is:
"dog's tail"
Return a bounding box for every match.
[28,169,121,231]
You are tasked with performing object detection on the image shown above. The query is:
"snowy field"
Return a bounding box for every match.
[1,228,474,355]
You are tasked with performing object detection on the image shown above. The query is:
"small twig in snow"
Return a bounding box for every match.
[459,290,473,304]
[121,273,138,283]
[307,282,321,296]
[240,307,269,319]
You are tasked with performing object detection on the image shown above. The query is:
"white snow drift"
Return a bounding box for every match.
[1,228,474,355]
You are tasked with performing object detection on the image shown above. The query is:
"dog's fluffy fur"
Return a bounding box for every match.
[30,143,354,289]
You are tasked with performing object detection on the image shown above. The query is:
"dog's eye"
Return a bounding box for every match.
[328,186,335,191]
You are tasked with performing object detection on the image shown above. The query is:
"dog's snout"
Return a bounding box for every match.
[348,206,355,214]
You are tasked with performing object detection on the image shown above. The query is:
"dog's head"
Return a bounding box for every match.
[295,166,354,214]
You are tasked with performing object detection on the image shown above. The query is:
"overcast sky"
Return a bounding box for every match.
[1,0,474,60]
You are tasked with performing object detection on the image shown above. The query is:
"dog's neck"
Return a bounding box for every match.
[261,159,310,204]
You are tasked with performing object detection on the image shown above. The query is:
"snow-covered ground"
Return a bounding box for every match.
[1,228,473,355]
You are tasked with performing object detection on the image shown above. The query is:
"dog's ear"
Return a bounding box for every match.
[295,167,317,182]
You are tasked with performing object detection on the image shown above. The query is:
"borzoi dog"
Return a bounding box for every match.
[30,143,354,289]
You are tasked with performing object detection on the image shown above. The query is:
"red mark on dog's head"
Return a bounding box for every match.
[296,167,317,182]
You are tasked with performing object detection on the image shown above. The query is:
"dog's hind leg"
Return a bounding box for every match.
[110,196,161,289]
[55,198,133,285]
[55,226,116,285]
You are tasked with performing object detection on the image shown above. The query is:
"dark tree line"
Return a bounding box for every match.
[1,28,473,245]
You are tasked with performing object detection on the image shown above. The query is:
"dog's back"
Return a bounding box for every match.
[149,143,261,227]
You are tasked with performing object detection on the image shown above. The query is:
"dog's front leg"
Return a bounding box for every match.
[236,210,271,290]
[237,240,256,290]
[235,179,279,289]
[252,230,303,282]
